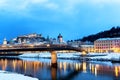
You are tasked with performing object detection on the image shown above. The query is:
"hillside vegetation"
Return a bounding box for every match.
[78,26,120,42]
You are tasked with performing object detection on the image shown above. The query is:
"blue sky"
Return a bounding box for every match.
[0,0,120,41]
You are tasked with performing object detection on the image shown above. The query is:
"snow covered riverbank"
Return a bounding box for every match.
[19,52,120,62]
[80,53,120,62]
[0,70,38,80]
[19,52,81,59]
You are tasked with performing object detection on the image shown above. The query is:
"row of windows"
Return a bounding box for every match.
[95,47,112,49]
[95,40,120,43]
[95,46,120,49]
[96,41,112,43]
[95,44,112,46]
[95,43,120,46]
[95,42,120,44]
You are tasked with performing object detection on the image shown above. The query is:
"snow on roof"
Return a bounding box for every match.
[96,37,120,41]
[81,45,94,47]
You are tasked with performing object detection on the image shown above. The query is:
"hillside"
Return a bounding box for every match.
[76,26,120,42]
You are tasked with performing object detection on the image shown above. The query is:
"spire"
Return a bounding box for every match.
[3,38,7,45]
[4,38,7,41]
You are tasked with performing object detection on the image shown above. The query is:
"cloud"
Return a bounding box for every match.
[0,0,84,15]
[0,0,120,22]
[27,0,59,10]
[0,0,58,10]
[0,0,120,40]
[89,0,120,4]
[0,0,120,11]
[0,0,60,22]
[0,0,59,16]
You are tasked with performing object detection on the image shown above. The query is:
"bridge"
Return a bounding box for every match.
[0,44,85,67]
[0,44,82,52]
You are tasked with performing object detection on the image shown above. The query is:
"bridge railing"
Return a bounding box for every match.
[0,44,68,49]
[0,44,82,52]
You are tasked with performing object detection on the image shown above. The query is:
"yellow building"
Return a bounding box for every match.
[81,45,94,53]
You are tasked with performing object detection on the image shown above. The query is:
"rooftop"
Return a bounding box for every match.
[96,37,120,41]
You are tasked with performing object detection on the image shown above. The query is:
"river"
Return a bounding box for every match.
[0,58,120,80]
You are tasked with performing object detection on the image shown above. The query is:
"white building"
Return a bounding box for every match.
[15,33,45,44]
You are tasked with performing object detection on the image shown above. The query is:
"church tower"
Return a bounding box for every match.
[3,38,7,45]
[57,34,63,43]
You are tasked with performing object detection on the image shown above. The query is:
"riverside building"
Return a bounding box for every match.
[94,38,120,53]
[81,44,94,53]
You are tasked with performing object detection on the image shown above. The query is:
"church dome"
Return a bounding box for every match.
[58,34,63,38]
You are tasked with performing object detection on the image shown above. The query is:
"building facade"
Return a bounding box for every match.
[94,38,120,53]
[9,33,66,45]
[81,45,94,53]
[12,33,45,44]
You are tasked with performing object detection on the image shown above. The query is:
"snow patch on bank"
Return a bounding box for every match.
[19,53,39,58]
[19,52,81,59]
[0,70,38,80]
[87,53,120,60]
[57,53,81,58]
[19,52,120,61]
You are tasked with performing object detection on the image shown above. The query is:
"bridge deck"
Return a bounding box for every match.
[0,44,82,52]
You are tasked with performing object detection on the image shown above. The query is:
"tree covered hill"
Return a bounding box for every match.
[76,26,120,42]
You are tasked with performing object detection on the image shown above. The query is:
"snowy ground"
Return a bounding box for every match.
[0,70,38,80]
[19,52,81,59]
[19,52,120,61]
[85,53,120,61]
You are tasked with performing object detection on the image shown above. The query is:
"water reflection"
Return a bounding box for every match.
[0,58,120,80]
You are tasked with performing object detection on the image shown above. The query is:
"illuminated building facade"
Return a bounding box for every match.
[81,45,94,53]
[94,38,120,53]
[12,33,45,44]
[8,33,66,45]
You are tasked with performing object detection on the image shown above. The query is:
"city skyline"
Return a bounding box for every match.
[0,0,120,41]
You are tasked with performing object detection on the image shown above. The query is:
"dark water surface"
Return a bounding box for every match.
[0,58,120,80]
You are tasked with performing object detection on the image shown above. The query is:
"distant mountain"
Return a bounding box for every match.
[75,26,120,42]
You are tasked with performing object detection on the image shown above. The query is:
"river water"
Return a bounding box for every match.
[0,58,120,80]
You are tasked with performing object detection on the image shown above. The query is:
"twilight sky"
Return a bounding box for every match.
[0,0,120,41]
